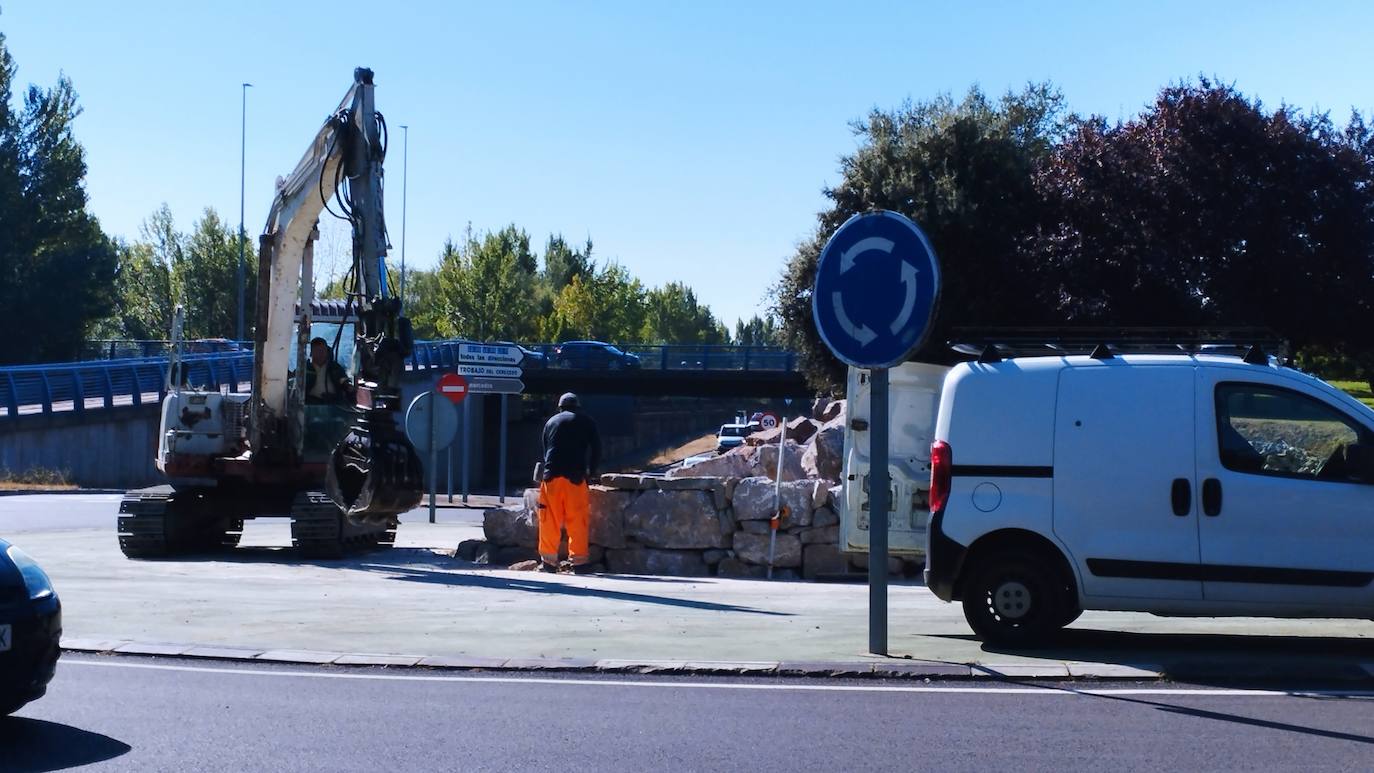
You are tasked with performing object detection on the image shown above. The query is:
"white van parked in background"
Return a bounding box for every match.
[838,362,950,558]
[926,348,1374,646]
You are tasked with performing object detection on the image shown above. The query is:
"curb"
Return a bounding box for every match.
[60,639,1374,683]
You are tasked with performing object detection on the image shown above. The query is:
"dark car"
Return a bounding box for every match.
[553,341,641,370]
[0,537,61,715]
[494,341,547,370]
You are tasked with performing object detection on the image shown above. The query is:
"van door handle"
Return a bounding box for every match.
[1170,478,1191,516]
[1202,478,1222,516]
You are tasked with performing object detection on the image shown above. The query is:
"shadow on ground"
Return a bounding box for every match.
[357,562,794,617]
[931,627,1374,682]
[0,717,131,772]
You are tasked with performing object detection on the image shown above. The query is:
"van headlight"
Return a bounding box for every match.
[7,544,55,601]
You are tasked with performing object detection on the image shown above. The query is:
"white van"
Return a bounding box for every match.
[838,362,950,558]
[926,349,1374,645]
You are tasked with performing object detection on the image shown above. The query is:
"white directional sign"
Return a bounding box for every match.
[466,377,525,395]
[457,364,523,379]
[458,343,525,366]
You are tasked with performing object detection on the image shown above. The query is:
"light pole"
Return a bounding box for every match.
[399,124,409,303]
[237,82,253,342]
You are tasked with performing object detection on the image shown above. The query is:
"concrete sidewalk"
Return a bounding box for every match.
[15,515,1374,681]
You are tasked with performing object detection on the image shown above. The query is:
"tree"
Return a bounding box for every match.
[398,268,445,339]
[172,207,257,339]
[541,234,593,292]
[1029,81,1374,363]
[542,262,646,342]
[733,314,783,346]
[775,84,1069,391]
[0,26,117,363]
[640,282,727,344]
[433,225,540,340]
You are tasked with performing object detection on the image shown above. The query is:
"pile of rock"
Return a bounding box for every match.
[459,398,909,579]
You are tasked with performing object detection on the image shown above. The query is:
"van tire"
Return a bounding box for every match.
[961,552,1067,648]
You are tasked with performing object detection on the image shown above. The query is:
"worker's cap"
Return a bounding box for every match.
[558,392,579,409]
[309,337,329,347]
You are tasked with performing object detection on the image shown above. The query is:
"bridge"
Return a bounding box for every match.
[2,340,806,419]
[0,340,809,489]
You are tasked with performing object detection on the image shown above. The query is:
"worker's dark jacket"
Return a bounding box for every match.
[305,360,351,404]
[541,410,602,485]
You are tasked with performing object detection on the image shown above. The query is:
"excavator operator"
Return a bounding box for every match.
[305,337,352,405]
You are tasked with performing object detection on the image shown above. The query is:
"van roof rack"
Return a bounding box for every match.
[950,327,1288,364]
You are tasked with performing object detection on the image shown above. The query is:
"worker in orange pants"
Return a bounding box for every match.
[538,392,601,573]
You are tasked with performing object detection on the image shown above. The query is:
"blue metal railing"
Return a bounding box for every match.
[3,341,797,419]
[0,352,255,419]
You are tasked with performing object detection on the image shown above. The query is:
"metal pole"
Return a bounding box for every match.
[446,446,453,503]
[428,392,437,524]
[399,124,409,302]
[462,397,471,503]
[236,82,252,342]
[498,394,508,503]
[869,368,890,655]
[767,415,786,579]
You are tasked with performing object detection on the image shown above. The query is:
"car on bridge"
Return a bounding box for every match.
[552,341,641,370]
[0,537,61,715]
[494,341,547,369]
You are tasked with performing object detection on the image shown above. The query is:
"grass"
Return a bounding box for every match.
[0,467,76,491]
[1329,380,1374,409]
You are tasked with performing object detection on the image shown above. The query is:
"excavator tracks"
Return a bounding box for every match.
[290,491,397,559]
[117,487,244,559]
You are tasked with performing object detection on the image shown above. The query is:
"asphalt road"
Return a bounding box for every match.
[4,654,1374,772]
[0,492,486,534]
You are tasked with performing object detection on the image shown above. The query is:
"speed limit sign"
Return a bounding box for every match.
[758,411,780,430]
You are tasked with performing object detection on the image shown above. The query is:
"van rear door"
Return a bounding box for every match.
[1053,364,1202,600]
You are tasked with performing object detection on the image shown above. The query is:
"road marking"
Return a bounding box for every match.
[60,659,1374,698]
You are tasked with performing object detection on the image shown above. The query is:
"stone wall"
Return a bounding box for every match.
[461,399,916,580]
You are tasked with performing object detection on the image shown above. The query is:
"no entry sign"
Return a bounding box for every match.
[437,372,468,404]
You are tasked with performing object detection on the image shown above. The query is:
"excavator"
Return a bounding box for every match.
[117,68,424,558]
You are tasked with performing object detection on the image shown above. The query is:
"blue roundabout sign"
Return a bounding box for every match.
[811,210,941,368]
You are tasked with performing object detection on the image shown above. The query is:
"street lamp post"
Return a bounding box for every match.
[399,124,409,303]
[237,82,253,343]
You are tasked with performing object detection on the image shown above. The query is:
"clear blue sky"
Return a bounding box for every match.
[5,1,1372,332]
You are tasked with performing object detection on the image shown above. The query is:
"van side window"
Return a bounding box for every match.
[1215,383,1365,480]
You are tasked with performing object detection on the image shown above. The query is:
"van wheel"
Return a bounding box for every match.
[961,552,1067,648]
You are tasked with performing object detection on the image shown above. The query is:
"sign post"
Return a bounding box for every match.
[455,346,525,506]
[811,210,941,656]
[404,389,460,524]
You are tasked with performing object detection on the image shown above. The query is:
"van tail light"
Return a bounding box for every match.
[929,440,952,514]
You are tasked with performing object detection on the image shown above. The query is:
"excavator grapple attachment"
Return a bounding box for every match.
[326,402,423,524]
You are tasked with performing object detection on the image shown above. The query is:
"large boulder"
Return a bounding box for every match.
[749,441,808,481]
[802,543,850,580]
[817,399,845,424]
[588,485,632,549]
[731,477,826,526]
[744,426,782,447]
[606,548,710,577]
[732,532,802,568]
[656,476,729,509]
[622,489,729,549]
[599,474,652,490]
[716,557,767,578]
[784,416,819,445]
[799,525,840,545]
[801,422,844,484]
[812,505,839,528]
[483,505,537,547]
[665,450,753,480]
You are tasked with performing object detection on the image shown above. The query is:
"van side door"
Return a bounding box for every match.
[1053,365,1202,600]
[1196,374,1374,612]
